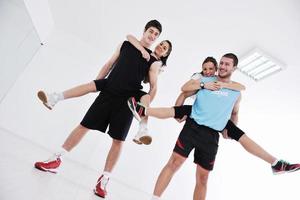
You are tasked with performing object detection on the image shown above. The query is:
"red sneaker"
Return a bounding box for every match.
[34,157,61,173]
[94,175,109,198]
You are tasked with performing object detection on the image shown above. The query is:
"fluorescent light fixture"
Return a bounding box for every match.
[238,49,286,81]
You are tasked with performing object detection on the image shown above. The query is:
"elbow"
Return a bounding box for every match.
[182,92,190,98]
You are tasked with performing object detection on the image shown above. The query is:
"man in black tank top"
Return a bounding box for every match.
[34,20,162,199]
[104,41,157,96]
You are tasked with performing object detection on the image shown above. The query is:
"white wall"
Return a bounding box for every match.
[24,0,54,43]
[0,0,41,102]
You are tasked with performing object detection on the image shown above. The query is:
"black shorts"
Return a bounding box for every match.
[173,118,219,171]
[225,120,245,141]
[173,105,192,119]
[173,105,244,141]
[80,91,147,141]
[93,79,147,102]
[94,79,108,91]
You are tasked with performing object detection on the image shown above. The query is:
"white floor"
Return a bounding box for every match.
[1,125,300,200]
[0,127,152,200]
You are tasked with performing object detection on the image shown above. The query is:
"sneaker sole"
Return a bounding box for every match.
[139,135,152,145]
[34,165,58,174]
[285,167,300,174]
[93,189,106,198]
[272,171,285,175]
[273,167,300,175]
[37,91,52,110]
[133,138,143,145]
[127,99,142,121]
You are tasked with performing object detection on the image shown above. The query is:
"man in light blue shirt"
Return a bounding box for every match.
[152,53,241,200]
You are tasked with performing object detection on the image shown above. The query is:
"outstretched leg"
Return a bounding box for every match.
[225,121,300,174]
[38,81,97,110]
[238,134,276,164]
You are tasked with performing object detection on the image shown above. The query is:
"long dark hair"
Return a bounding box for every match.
[143,40,172,83]
[200,56,218,75]
[160,40,172,67]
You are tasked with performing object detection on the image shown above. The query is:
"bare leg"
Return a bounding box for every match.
[153,152,186,197]
[34,124,90,173]
[63,128,123,172]
[103,139,124,172]
[63,81,97,100]
[62,124,89,151]
[146,107,175,119]
[238,134,276,164]
[193,165,210,200]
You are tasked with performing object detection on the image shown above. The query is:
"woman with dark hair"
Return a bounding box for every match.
[128,56,245,123]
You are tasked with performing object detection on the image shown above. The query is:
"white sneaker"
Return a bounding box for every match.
[133,127,152,145]
[37,90,60,110]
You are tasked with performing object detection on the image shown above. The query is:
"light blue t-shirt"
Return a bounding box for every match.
[190,76,240,131]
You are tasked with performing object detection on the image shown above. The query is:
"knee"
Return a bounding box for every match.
[238,134,248,143]
[196,174,209,186]
[166,157,184,172]
[140,94,151,104]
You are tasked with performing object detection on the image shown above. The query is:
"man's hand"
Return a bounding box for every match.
[221,129,232,139]
[204,82,221,91]
[175,115,187,123]
[141,50,150,61]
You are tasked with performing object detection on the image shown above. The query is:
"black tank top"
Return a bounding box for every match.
[105,41,157,96]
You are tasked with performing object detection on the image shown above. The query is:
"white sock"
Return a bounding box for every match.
[139,121,147,130]
[100,171,110,189]
[54,147,68,157]
[151,195,160,200]
[103,171,111,179]
[144,107,148,115]
[55,92,65,101]
[272,159,279,166]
